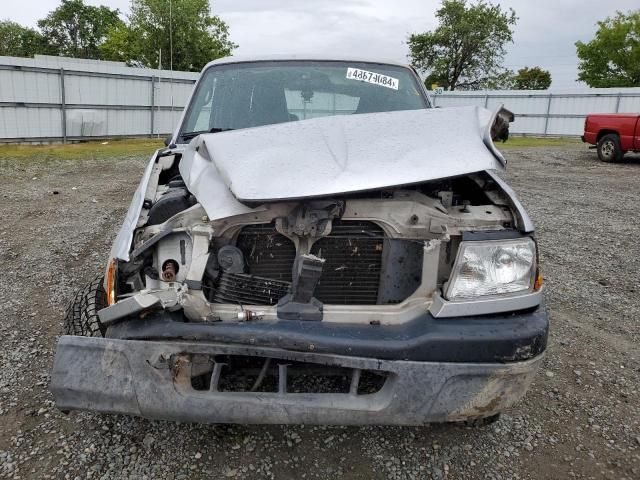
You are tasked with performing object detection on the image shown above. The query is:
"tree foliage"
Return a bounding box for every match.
[1,0,236,68]
[513,66,552,90]
[37,0,123,59]
[575,10,640,87]
[0,20,51,57]
[408,0,517,91]
[100,0,236,71]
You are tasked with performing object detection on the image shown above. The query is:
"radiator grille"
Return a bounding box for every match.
[233,221,384,305]
[311,221,384,304]
[236,224,296,282]
[212,272,290,306]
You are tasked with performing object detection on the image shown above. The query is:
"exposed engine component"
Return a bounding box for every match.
[147,187,196,226]
[128,168,515,317]
[217,245,245,274]
[277,253,326,321]
[236,224,296,282]
[153,233,193,285]
[310,221,385,305]
[212,272,290,305]
[161,259,178,282]
[237,310,264,322]
[217,220,388,306]
[278,202,342,237]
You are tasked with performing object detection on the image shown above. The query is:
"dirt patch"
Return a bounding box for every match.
[0,143,638,479]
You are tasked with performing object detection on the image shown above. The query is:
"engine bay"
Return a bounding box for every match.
[102,151,517,325]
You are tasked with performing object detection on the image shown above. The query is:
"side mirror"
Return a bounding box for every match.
[163,135,172,147]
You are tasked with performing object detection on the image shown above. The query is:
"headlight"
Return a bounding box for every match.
[445,238,536,301]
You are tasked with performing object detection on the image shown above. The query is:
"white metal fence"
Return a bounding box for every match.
[2,55,640,142]
[431,88,640,137]
[0,55,198,143]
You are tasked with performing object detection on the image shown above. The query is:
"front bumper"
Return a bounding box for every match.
[51,335,545,426]
[106,304,548,363]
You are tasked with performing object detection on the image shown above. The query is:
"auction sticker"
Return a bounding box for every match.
[346,68,399,90]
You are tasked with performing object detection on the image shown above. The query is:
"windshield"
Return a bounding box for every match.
[178,60,428,141]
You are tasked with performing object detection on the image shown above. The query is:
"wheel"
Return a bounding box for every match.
[63,276,107,337]
[597,134,623,163]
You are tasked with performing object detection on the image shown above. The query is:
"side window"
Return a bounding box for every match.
[284,90,360,120]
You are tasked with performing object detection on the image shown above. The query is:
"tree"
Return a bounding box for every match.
[513,66,551,90]
[408,0,517,91]
[575,11,640,87]
[425,69,515,90]
[37,0,123,59]
[101,0,236,71]
[0,20,50,57]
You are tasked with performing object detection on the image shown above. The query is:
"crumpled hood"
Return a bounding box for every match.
[180,106,506,219]
[110,106,511,261]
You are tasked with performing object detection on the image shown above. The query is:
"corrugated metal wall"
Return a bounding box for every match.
[431,88,640,136]
[0,55,198,143]
[2,55,640,142]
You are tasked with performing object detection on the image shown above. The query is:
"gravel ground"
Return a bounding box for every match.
[0,144,639,479]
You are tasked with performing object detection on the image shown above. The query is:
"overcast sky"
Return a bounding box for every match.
[5,0,638,89]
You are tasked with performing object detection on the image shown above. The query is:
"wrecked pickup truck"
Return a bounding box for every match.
[50,57,547,425]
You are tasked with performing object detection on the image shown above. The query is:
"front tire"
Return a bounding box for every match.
[63,276,107,337]
[597,134,623,163]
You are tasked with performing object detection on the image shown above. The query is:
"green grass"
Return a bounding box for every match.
[1,134,580,162]
[498,136,581,148]
[2,138,164,160]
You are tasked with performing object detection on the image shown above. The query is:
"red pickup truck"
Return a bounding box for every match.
[582,114,640,162]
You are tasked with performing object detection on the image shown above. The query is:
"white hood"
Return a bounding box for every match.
[180,106,506,219]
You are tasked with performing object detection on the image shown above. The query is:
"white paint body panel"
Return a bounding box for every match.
[109,151,159,261]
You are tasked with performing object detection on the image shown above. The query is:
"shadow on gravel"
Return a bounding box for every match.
[74,411,476,436]
[574,149,640,164]
[622,152,640,164]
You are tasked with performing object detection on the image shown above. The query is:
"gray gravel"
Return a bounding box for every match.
[0,144,639,479]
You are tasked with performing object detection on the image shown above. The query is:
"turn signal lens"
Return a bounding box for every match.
[105,259,117,305]
[534,272,544,290]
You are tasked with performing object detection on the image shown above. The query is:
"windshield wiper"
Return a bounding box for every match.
[180,127,234,142]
